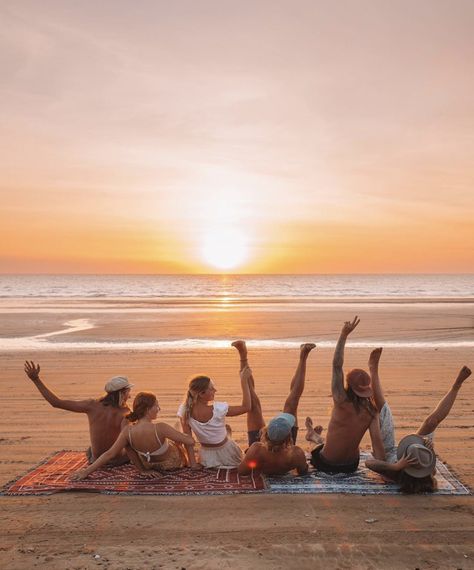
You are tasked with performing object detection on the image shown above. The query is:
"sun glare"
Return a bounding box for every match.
[201,228,249,270]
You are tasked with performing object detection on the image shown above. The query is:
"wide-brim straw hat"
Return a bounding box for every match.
[397,434,436,478]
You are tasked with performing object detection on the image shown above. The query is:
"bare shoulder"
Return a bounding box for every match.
[246,442,265,456]
[291,445,307,460]
[83,399,102,411]
[155,422,174,433]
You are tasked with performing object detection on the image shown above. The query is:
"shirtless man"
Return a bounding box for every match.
[24,361,133,465]
[307,317,385,473]
[236,341,315,476]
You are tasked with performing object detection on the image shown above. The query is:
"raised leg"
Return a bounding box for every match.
[232,340,265,432]
[369,347,385,412]
[418,366,471,436]
[282,343,316,425]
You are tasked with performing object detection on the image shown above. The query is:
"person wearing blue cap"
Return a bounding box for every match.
[235,341,316,476]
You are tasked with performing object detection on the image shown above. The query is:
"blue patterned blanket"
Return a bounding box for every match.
[266,451,470,495]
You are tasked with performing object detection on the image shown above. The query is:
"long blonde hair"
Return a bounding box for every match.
[182,375,211,420]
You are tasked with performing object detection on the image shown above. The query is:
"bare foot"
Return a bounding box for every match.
[454,365,471,389]
[369,347,383,369]
[305,416,324,444]
[231,340,247,358]
[300,343,316,357]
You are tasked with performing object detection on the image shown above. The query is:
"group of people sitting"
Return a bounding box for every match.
[24,316,471,493]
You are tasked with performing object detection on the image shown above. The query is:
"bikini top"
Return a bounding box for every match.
[128,425,169,462]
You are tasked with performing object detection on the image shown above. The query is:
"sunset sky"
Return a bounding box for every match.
[1,1,473,274]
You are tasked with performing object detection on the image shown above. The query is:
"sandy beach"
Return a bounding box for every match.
[1,303,474,569]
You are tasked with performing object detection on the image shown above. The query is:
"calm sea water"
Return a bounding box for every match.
[1,275,473,351]
[1,274,473,299]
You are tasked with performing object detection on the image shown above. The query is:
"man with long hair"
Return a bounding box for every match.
[306,317,385,473]
[24,361,133,465]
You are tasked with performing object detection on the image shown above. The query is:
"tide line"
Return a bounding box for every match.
[1,338,473,352]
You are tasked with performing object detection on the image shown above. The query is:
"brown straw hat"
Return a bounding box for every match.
[346,369,373,398]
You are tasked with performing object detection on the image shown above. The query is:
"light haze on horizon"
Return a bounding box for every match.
[1,1,473,274]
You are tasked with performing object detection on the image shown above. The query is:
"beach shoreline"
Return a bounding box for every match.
[1,302,473,569]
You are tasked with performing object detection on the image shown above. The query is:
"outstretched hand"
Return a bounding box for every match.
[397,453,420,471]
[341,316,360,337]
[24,361,41,382]
[423,437,434,451]
[70,469,89,482]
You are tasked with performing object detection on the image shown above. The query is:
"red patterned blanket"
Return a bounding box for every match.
[2,451,267,496]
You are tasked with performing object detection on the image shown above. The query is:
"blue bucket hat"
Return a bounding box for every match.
[267,413,295,442]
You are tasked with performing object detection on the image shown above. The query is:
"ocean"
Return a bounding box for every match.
[1,274,473,351]
[1,274,473,300]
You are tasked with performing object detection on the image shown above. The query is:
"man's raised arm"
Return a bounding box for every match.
[24,361,93,413]
[332,317,360,404]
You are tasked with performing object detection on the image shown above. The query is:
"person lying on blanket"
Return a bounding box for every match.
[305,317,386,474]
[24,361,133,466]
[362,348,471,493]
[71,392,196,480]
[236,341,315,476]
[177,347,252,469]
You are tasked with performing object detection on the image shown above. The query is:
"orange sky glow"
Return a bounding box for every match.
[1,1,473,274]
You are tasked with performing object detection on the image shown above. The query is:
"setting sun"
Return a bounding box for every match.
[201,228,249,270]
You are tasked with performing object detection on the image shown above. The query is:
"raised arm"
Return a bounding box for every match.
[227,365,252,416]
[24,361,93,413]
[331,317,360,404]
[71,429,129,480]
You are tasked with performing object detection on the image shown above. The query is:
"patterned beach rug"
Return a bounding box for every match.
[2,451,470,496]
[1,451,266,496]
[266,451,470,495]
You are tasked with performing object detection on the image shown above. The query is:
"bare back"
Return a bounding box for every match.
[239,443,308,476]
[87,401,130,459]
[322,401,373,463]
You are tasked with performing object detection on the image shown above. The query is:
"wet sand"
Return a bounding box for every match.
[1,307,474,569]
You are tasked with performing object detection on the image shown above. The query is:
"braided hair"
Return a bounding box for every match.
[126,392,157,422]
[182,375,211,420]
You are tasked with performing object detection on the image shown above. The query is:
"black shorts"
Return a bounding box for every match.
[247,426,299,447]
[310,444,359,474]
